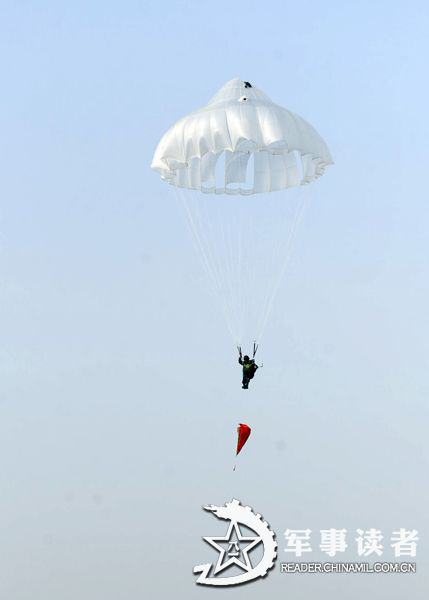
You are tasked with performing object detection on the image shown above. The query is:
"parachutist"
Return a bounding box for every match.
[238,347,259,389]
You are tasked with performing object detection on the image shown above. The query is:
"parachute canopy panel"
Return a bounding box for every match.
[151,78,333,195]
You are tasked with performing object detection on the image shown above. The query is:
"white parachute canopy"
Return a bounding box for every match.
[152,79,333,344]
[151,78,333,194]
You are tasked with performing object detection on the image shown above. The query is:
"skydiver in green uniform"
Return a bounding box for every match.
[238,344,259,389]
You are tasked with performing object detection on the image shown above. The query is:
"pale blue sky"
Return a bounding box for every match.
[0,1,428,598]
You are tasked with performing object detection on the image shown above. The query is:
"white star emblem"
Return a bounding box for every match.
[203,521,262,575]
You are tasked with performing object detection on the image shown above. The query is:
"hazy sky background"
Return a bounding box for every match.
[1,1,428,598]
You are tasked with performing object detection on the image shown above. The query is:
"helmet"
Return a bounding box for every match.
[243,355,250,361]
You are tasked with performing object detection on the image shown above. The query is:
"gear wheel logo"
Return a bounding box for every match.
[193,499,277,586]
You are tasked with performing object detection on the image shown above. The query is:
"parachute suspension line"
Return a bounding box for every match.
[256,195,306,341]
[176,185,307,346]
[256,194,307,341]
[207,195,237,340]
[231,199,248,345]
[253,197,288,336]
[177,188,243,341]
[178,189,220,292]
[231,203,242,344]
[219,153,241,341]
[197,198,238,341]
[233,206,246,343]
[198,194,224,296]
[233,200,253,347]
[198,193,227,296]
[247,201,262,343]
[219,203,238,339]
[201,188,243,343]
[232,211,243,343]
[238,200,252,344]
[174,186,231,338]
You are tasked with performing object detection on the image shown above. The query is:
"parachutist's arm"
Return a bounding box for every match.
[238,357,244,365]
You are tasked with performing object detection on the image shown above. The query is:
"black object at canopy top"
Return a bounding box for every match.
[243,81,252,88]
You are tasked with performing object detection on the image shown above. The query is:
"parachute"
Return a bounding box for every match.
[152,78,332,192]
[236,423,251,455]
[152,79,333,346]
